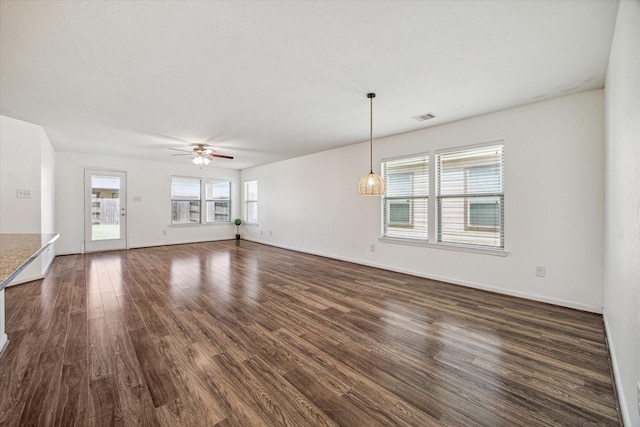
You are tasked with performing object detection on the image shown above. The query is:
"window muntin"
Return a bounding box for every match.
[437,144,504,249]
[244,180,258,224]
[382,154,428,240]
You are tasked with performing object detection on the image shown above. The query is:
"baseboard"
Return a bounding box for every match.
[5,273,45,287]
[245,238,603,314]
[0,334,7,358]
[57,237,233,256]
[603,311,630,427]
[128,237,232,250]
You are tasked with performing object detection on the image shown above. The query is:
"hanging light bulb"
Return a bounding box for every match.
[192,156,204,165]
[359,93,385,196]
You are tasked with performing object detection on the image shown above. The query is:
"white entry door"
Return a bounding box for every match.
[84,169,127,252]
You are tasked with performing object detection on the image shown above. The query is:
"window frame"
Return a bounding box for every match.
[205,180,231,224]
[244,180,258,224]
[171,177,202,225]
[381,153,429,241]
[436,143,505,250]
[379,141,506,256]
[170,176,232,226]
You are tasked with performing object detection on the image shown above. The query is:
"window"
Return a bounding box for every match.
[382,154,428,240]
[171,177,231,225]
[171,177,201,224]
[244,180,258,223]
[206,181,231,223]
[436,144,504,249]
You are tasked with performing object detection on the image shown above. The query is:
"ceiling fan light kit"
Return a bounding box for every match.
[192,156,210,166]
[169,143,234,168]
[358,93,385,196]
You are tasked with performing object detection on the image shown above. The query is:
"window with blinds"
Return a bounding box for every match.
[382,153,429,240]
[436,144,504,249]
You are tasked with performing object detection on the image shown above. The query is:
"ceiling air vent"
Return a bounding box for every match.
[412,113,436,121]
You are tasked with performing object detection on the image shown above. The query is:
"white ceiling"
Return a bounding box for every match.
[0,1,619,170]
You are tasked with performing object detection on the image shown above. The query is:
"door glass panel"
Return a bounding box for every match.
[91,175,120,240]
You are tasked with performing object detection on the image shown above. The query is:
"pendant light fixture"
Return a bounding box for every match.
[358,93,385,196]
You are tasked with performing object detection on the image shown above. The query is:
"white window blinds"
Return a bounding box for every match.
[382,154,429,240]
[436,144,504,249]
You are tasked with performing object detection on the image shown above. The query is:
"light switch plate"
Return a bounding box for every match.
[17,189,31,198]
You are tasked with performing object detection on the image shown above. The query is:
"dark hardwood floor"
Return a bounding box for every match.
[0,240,620,426]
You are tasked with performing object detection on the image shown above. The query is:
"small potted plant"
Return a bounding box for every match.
[234,218,242,240]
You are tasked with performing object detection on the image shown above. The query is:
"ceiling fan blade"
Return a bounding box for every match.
[208,153,234,160]
[168,147,192,153]
[171,153,192,156]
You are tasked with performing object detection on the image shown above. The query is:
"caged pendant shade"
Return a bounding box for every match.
[359,93,385,196]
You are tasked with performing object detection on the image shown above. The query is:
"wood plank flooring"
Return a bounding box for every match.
[0,240,621,426]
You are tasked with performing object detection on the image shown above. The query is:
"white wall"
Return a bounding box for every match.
[241,90,605,312]
[603,1,640,426]
[0,115,56,283]
[0,116,42,233]
[55,151,241,254]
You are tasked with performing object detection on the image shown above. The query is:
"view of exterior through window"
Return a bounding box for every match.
[91,175,121,240]
[171,177,201,224]
[206,181,231,223]
[381,143,504,250]
[244,180,258,223]
[171,177,231,225]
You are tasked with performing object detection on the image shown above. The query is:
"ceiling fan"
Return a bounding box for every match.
[169,143,234,167]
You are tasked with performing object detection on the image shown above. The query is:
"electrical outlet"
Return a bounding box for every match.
[260,230,263,235]
[270,231,272,236]
[370,244,376,252]
[637,382,640,416]
[536,266,546,277]
[162,230,167,236]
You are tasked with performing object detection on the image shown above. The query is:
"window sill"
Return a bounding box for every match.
[379,236,508,257]
[169,222,232,228]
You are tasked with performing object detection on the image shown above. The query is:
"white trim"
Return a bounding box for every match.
[379,236,508,257]
[5,273,45,287]
[168,222,232,228]
[435,139,505,155]
[602,311,631,427]
[0,289,7,357]
[244,238,600,313]
[381,151,429,163]
[0,334,7,357]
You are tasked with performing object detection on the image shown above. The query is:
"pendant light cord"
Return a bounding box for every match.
[369,95,373,174]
